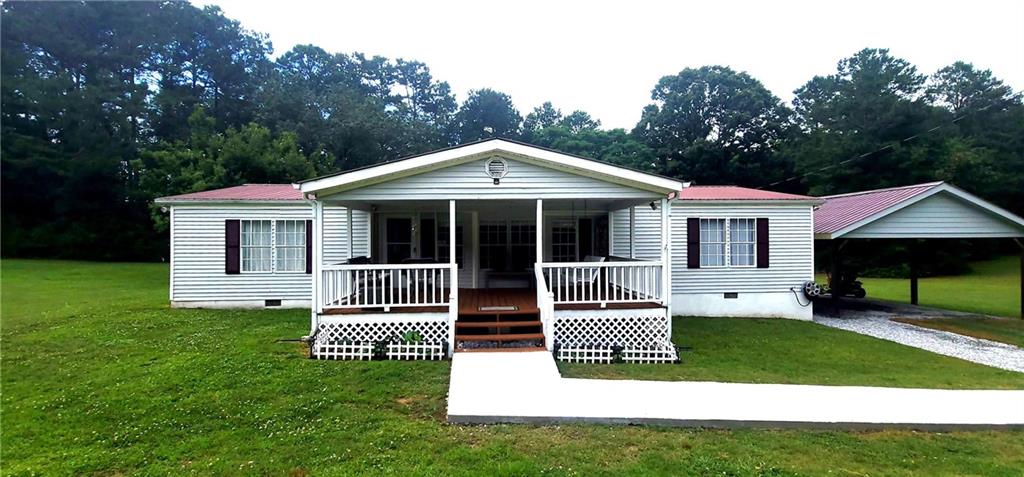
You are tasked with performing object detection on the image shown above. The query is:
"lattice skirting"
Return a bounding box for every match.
[552,310,678,363]
[312,315,449,360]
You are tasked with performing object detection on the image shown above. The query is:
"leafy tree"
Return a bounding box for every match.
[559,110,601,134]
[633,65,794,186]
[788,48,945,196]
[134,108,325,231]
[523,102,563,134]
[456,89,522,142]
[927,61,1020,114]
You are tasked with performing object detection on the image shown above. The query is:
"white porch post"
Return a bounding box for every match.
[660,198,672,333]
[311,199,324,336]
[629,206,636,259]
[447,199,458,356]
[536,199,544,263]
[346,207,354,258]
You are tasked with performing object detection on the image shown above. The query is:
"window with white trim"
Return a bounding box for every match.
[699,218,726,267]
[240,219,306,273]
[729,218,756,267]
[699,217,756,267]
[275,220,307,272]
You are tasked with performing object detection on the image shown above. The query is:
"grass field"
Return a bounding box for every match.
[818,255,1022,318]
[559,317,1024,388]
[3,259,1024,476]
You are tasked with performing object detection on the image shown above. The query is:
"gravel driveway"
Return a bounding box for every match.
[815,303,1024,373]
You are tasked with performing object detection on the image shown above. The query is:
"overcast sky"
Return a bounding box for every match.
[195,0,1024,130]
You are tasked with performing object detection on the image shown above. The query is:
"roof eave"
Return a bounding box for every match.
[299,139,683,196]
[676,198,824,206]
[153,198,306,205]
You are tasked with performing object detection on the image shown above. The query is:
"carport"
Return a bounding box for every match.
[813,182,1024,318]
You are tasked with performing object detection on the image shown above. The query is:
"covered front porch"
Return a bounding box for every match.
[309,196,672,356]
[298,140,683,359]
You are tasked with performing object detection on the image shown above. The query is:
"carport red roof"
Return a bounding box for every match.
[156,184,301,202]
[814,182,943,234]
[676,186,816,201]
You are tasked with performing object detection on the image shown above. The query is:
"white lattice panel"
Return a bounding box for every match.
[315,342,374,360]
[621,344,678,363]
[312,315,449,360]
[557,347,614,363]
[552,311,670,348]
[386,343,445,360]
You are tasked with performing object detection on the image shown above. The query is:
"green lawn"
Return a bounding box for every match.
[893,317,1024,348]
[3,259,1024,476]
[560,317,1024,388]
[818,255,1022,318]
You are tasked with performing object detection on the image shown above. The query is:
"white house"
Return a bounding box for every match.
[156,139,822,361]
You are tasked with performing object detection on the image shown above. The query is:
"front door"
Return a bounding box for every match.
[385,217,413,263]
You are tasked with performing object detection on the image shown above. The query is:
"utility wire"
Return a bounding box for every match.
[757,103,995,189]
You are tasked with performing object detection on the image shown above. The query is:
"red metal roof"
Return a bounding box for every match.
[675,186,816,201]
[814,182,942,234]
[156,184,302,202]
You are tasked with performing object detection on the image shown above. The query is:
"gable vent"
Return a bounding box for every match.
[485,157,509,184]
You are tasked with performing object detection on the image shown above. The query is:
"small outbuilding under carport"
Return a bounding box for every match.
[813,182,1024,318]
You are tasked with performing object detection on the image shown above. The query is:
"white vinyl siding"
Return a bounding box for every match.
[170,205,312,302]
[170,203,369,304]
[322,205,370,264]
[326,157,664,201]
[611,206,661,260]
[671,203,814,294]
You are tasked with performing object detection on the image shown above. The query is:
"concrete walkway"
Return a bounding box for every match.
[447,351,1024,429]
[814,303,1024,373]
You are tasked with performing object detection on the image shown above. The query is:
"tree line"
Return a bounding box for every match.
[2,1,1022,263]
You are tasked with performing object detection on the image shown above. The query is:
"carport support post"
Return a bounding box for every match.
[909,239,919,306]
[1016,238,1024,319]
[830,240,844,314]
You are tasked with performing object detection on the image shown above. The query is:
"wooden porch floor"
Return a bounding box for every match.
[321,287,662,315]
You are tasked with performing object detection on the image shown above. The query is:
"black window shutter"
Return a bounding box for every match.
[225,220,240,274]
[756,218,769,268]
[305,219,313,274]
[686,217,700,269]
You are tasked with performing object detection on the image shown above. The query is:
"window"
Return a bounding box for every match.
[551,219,577,262]
[478,220,537,271]
[437,222,464,268]
[699,218,755,268]
[275,220,307,272]
[729,218,756,267]
[240,219,306,273]
[508,221,536,271]
[699,218,726,267]
[241,220,273,272]
[478,221,508,270]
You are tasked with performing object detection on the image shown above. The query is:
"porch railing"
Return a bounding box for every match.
[535,266,556,350]
[538,260,664,306]
[321,263,453,311]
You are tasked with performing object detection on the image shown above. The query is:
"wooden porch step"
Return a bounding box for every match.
[456,346,547,353]
[454,333,545,342]
[455,320,542,328]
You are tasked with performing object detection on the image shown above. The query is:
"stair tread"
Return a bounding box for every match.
[455,333,545,341]
[455,320,542,328]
